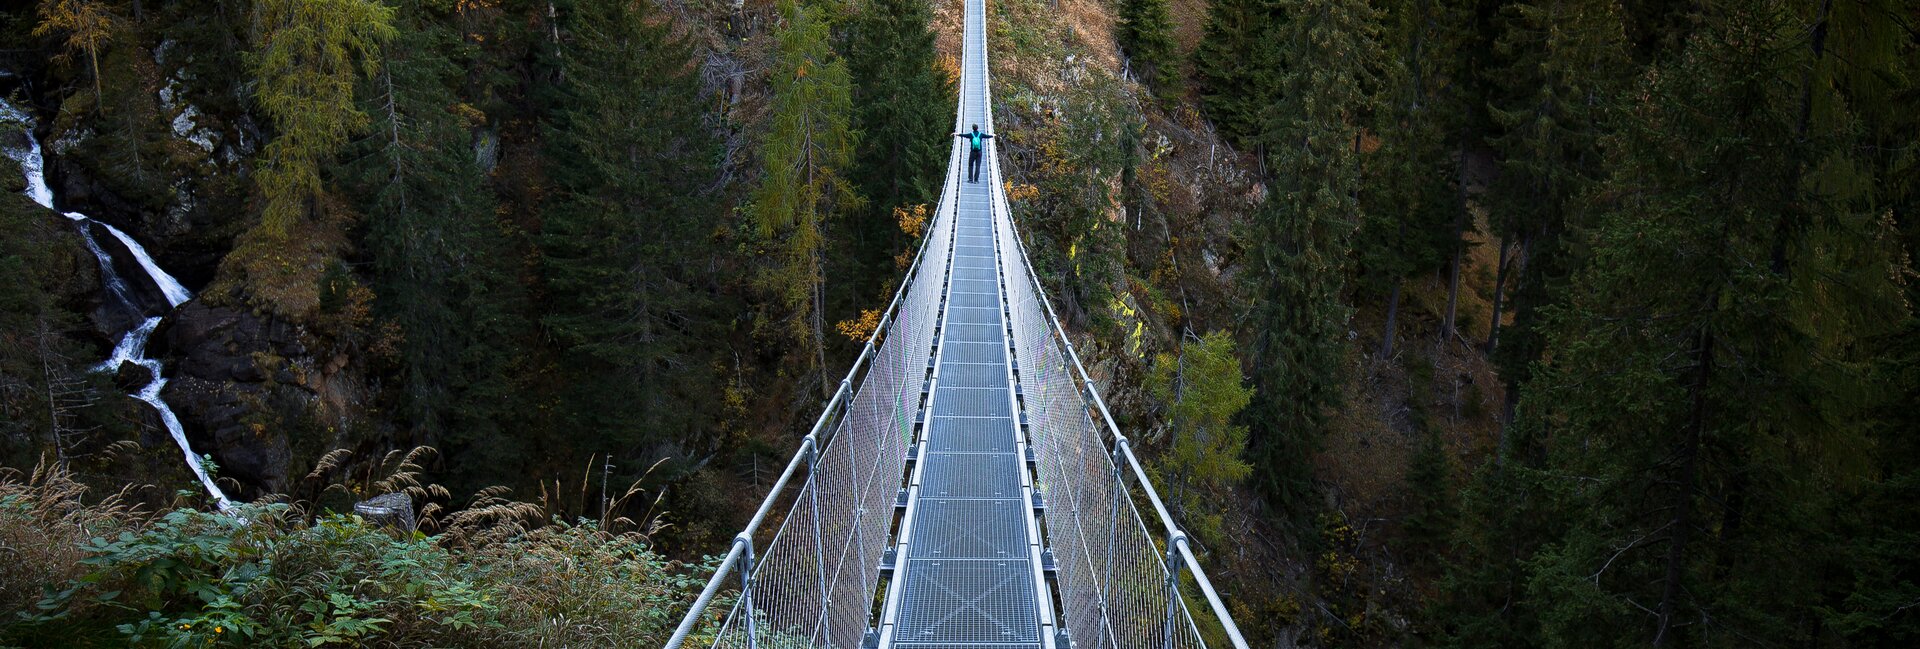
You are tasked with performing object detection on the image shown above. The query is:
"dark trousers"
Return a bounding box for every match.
[968,149,982,182]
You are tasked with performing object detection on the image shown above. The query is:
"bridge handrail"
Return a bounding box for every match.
[664,145,958,649]
[990,153,1252,649]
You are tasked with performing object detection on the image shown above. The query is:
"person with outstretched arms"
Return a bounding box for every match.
[955,124,993,183]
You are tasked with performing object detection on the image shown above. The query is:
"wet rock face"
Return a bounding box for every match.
[77,219,176,337]
[159,301,310,496]
[113,360,154,393]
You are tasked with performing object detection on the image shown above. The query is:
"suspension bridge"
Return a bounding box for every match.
[666,1,1248,647]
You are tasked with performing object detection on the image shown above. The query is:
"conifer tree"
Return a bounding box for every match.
[32,0,122,110]
[541,0,722,456]
[845,0,951,276]
[1192,0,1280,146]
[1147,331,1253,546]
[348,0,524,485]
[1506,2,1909,643]
[754,0,861,394]
[1482,0,1629,372]
[1117,0,1180,102]
[1242,0,1388,513]
[231,0,394,317]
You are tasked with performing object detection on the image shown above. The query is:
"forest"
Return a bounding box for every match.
[0,0,1916,647]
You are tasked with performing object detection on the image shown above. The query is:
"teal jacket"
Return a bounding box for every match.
[956,130,994,151]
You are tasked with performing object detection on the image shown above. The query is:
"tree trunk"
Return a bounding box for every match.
[1440,143,1469,346]
[1380,281,1402,359]
[1482,236,1512,353]
[1653,329,1713,647]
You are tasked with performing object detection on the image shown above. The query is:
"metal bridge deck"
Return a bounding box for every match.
[882,0,1051,647]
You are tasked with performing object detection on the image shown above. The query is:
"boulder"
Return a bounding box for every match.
[113,360,154,392]
[354,493,416,532]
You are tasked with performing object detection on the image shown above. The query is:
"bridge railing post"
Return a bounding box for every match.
[803,435,829,641]
[739,534,759,649]
[1161,531,1187,649]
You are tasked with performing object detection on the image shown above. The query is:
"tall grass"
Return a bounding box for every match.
[0,449,725,648]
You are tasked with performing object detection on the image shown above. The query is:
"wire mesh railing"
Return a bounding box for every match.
[666,136,963,649]
[985,126,1250,649]
[670,0,1249,645]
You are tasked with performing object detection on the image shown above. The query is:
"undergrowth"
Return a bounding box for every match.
[0,457,722,648]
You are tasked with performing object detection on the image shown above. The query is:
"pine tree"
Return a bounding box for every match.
[754,0,861,395]
[1192,0,1280,146]
[1117,0,1181,102]
[1242,0,1388,513]
[845,0,951,280]
[540,0,722,457]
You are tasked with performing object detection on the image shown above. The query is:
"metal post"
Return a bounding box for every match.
[1098,440,1129,649]
[1161,531,1187,649]
[741,535,759,649]
[806,438,830,644]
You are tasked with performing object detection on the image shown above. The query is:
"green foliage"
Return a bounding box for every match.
[1483,0,1630,384]
[343,0,526,487]
[753,0,862,382]
[1117,0,1181,103]
[1146,331,1253,545]
[1242,0,1390,515]
[229,0,395,318]
[538,0,724,462]
[1432,2,1918,645]
[2,493,713,648]
[1192,0,1281,146]
[846,0,952,224]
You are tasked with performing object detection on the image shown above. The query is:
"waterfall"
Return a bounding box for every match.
[3,99,233,510]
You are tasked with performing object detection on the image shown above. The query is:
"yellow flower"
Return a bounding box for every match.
[215,627,224,634]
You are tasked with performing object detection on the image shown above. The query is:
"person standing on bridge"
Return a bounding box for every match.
[955,124,993,183]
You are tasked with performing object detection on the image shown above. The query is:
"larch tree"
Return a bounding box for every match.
[754,0,861,396]
[232,0,394,317]
[1242,0,1388,514]
[32,0,122,111]
[1146,330,1253,546]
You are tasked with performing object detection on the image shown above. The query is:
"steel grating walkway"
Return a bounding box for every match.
[664,0,1251,647]
[877,0,1053,647]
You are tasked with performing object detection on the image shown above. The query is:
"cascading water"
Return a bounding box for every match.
[3,99,232,510]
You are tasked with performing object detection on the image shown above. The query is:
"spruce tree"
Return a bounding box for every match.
[347,0,524,488]
[1482,0,1629,377]
[540,0,722,458]
[845,0,950,277]
[1192,0,1280,146]
[754,0,861,394]
[1508,2,1909,644]
[1117,0,1181,102]
[1242,0,1388,513]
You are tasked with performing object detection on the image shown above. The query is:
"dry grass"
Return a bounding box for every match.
[1060,0,1121,71]
[0,457,152,613]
